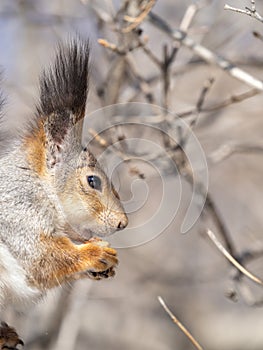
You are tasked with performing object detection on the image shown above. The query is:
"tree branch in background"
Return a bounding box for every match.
[148,12,263,90]
[91,0,263,307]
[178,88,261,119]
[190,77,215,128]
[158,296,204,350]
[206,229,263,286]
[123,0,156,33]
[179,0,211,32]
[224,0,263,23]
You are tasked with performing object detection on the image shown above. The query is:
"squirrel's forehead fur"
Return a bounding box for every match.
[85,150,97,168]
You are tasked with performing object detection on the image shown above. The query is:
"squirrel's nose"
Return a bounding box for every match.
[116,215,128,230]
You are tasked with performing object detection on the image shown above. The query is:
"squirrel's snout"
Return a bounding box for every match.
[116,215,128,231]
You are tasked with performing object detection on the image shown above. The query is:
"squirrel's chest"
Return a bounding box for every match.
[0,244,41,309]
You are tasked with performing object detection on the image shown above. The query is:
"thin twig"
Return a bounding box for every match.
[181,77,215,146]
[98,38,126,55]
[196,78,215,112]
[161,0,207,109]
[251,0,256,13]
[161,0,208,110]
[139,37,162,67]
[224,1,263,23]
[162,44,177,110]
[206,229,263,286]
[180,0,210,32]
[189,77,215,128]
[178,88,260,118]
[123,0,156,33]
[98,37,143,55]
[158,296,204,350]
[205,194,237,256]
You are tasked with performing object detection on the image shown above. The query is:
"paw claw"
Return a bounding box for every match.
[85,266,115,280]
[0,322,23,350]
[79,239,118,280]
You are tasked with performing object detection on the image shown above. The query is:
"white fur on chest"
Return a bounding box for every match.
[0,244,41,310]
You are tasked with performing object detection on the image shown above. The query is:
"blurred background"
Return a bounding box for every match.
[1,0,263,349]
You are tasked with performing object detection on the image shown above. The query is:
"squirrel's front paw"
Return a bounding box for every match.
[0,322,24,350]
[78,239,118,280]
[85,266,116,280]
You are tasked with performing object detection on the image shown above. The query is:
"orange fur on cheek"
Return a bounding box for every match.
[23,124,47,177]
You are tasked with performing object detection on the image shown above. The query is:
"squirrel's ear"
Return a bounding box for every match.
[37,39,89,167]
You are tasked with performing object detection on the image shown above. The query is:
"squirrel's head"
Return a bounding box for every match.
[57,147,128,238]
[28,39,128,240]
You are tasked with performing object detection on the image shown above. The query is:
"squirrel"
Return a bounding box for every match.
[0,38,128,348]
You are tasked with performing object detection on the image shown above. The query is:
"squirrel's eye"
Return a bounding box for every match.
[87,175,102,191]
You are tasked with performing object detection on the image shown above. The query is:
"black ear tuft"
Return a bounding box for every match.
[38,38,89,122]
[34,38,90,168]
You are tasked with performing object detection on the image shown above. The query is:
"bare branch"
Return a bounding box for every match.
[158,296,204,350]
[224,1,263,23]
[139,37,162,67]
[98,38,127,55]
[98,37,143,55]
[180,0,210,32]
[148,12,263,90]
[206,229,263,286]
[182,77,215,143]
[196,78,215,112]
[161,44,178,110]
[123,0,156,33]
[205,193,237,256]
[178,88,261,118]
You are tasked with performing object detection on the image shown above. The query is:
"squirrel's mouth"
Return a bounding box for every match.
[65,225,94,244]
[65,222,117,243]
[81,228,94,240]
